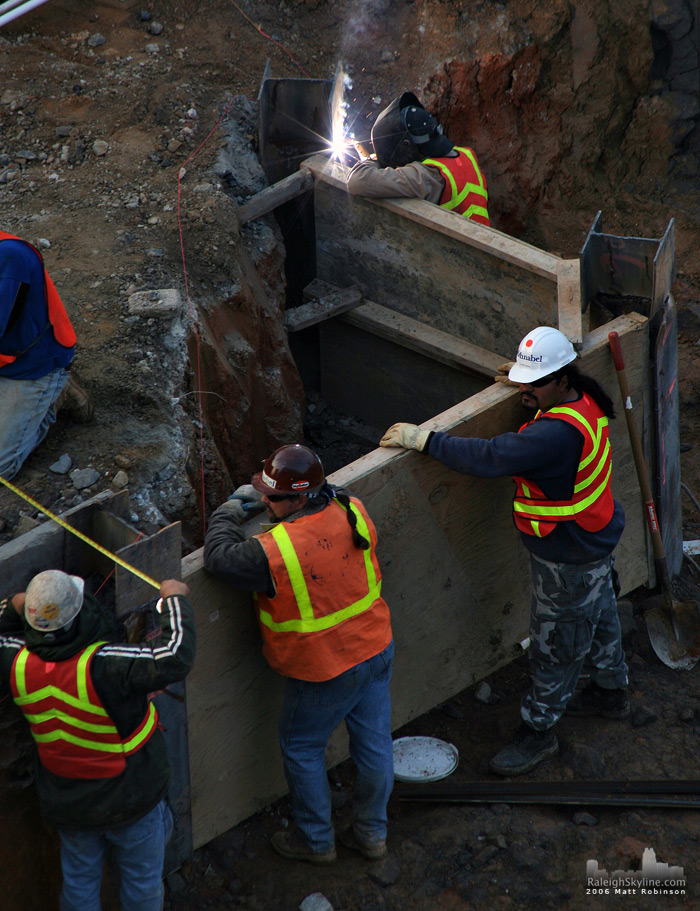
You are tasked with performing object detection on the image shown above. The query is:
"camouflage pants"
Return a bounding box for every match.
[521,553,628,731]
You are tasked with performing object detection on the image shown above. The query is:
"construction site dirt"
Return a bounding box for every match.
[2,1,700,909]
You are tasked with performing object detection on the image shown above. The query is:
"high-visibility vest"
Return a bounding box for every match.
[0,231,77,367]
[422,147,490,226]
[10,642,159,779]
[254,497,392,681]
[512,392,614,538]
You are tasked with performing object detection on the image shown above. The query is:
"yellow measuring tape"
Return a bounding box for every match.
[0,475,160,591]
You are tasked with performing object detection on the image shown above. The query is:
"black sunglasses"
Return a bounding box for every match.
[265,493,296,503]
[528,373,557,388]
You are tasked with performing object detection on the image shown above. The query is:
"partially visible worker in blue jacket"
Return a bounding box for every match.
[0,231,93,480]
[380,326,629,777]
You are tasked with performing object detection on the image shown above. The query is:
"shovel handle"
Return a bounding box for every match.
[608,331,674,598]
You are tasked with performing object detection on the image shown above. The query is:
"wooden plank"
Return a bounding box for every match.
[238,169,314,226]
[303,156,561,279]
[285,283,362,331]
[305,156,560,357]
[557,259,586,347]
[184,313,649,850]
[340,301,505,379]
[115,522,182,616]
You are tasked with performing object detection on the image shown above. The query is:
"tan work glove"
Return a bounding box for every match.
[380,423,431,452]
[493,361,519,386]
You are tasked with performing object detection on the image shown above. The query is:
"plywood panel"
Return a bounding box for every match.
[305,156,561,358]
[184,313,649,850]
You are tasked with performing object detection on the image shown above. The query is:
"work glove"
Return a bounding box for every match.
[222,484,264,521]
[493,361,518,386]
[380,423,431,452]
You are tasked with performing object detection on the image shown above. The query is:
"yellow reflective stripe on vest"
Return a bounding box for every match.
[13,642,158,754]
[513,462,612,518]
[257,501,381,634]
[548,406,607,470]
[13,642,110,716]
[29,700,157,754]
[423,147,488,215]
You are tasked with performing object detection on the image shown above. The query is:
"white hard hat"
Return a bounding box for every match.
[508,326,577,383]
[24,570,85,632]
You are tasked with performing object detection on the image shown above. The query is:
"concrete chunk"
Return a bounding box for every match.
[128,288,182,317]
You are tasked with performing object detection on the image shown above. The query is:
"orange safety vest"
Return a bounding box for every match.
[512,392,614,538]
[254,497,392,681]
[0,231,77,367]
[10,642,159,779]
[422,147,490,226]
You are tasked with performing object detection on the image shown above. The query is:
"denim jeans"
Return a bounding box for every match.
[58,798,173,911]
[278,639,394,853]
[0,367,68,480]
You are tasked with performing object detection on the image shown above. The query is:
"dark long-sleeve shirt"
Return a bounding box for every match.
[427,409,625,564]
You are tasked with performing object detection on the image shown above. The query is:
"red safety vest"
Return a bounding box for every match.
[422,147,490,226]
[0,231,77,367]
[10,642,158,779]
[512,393,614,538]
[254,497,392,681]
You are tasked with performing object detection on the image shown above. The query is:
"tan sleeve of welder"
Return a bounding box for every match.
[346,159,445,204]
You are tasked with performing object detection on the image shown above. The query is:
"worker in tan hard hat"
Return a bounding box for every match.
[380,326,629,777]
[204,443,394,865]
[346,92,490,226]
[0,569,196,909]
[0,231,93,481]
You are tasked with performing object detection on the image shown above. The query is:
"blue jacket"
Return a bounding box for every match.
[0,237,75,379]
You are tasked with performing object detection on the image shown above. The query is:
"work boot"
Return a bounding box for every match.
[489,722,559,776]
[566,681,630,719]
[270,830,336,865]
[339,824,388,860]
[55,370,94,423]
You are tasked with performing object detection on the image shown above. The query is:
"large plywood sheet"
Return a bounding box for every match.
[304,156,561,358]
[184,313,649,850]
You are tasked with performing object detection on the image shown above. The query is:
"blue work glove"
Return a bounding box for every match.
[225,484,264,517]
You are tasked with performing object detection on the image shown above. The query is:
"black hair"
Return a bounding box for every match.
[555,364,616,419]
[320,482,370,550]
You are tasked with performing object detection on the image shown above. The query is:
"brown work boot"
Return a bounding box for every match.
[270,830,337,865]
[339,824,388,860]
[55,370,94,423]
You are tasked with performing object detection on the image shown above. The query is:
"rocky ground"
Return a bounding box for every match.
[2,0,700,909]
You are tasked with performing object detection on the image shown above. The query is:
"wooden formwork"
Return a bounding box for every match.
[181,156,656,849]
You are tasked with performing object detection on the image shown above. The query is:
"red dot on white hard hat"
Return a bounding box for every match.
[526,339,533,347]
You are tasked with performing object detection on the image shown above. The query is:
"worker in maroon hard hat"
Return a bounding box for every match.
[204,443,394,865]
[346,91,490,227]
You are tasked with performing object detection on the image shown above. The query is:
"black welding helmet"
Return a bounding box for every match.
[371,92,453,167]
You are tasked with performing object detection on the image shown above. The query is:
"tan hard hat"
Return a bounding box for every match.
[24,570,85,632]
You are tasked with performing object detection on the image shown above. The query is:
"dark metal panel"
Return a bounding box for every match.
[653,297,683,576]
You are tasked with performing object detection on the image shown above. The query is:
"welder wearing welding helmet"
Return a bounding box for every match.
[347,91,490,227]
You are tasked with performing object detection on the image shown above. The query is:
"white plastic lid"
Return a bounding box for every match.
[392,736,459,783]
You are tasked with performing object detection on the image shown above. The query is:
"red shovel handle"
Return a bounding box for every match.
[608,330,625,371]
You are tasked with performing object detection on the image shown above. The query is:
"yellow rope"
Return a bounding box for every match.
[0,475,160,591]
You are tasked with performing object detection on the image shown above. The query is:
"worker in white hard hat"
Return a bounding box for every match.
[380,326,629,777]
[346,92,490,227]
[0,569,196,910]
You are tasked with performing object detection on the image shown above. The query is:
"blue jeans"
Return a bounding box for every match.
[278,639,394,853]
[0,367,68,479]
[58,798,173,911]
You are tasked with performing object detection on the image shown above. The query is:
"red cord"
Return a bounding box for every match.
[227,0,311,78]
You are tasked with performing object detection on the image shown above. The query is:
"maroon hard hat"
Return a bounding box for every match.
[251,444,325,496]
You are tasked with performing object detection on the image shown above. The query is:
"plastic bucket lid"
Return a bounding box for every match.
[392,736,459,783]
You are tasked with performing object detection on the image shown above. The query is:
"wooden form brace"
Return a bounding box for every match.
[182,313,649,850]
